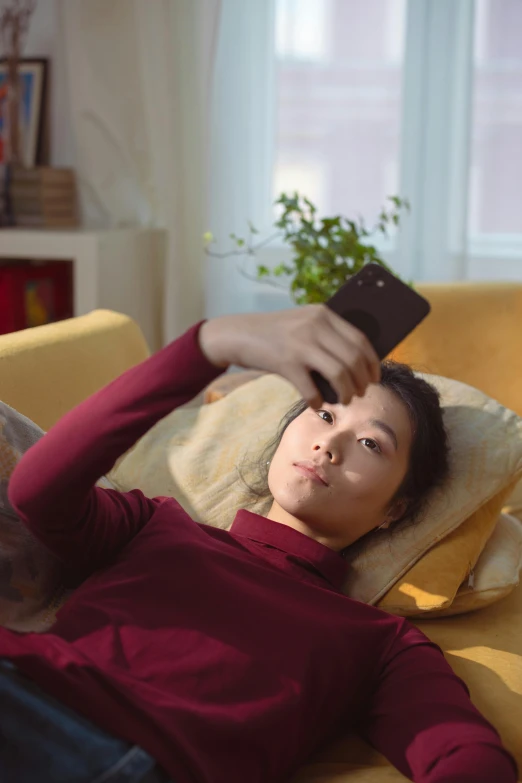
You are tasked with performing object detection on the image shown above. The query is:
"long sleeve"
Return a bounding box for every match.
[7,320,225,581]
[358,622,518,783]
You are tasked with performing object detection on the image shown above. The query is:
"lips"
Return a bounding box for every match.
[293,461,329,486]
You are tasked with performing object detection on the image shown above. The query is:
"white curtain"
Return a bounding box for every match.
[57,0,222,344]
[205,0,277,319]
[397,0,475,282]
[205,0,476,324]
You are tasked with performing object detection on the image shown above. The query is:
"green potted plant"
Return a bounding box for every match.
[204,192,411,306]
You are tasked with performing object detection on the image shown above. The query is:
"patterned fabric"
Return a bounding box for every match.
[0,403,45,514]
[0,402,61,632]
[0,402,114,633]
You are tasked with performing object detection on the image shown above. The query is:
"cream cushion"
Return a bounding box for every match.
[505,478,522,521]
[108,371,522,609]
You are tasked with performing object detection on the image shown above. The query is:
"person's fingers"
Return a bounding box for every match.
[285,365,326,409]
[304,347,358,406]
[200,306,382,407]
[325,307,381,384]
[314,329,373,398]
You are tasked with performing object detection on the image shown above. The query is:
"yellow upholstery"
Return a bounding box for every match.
[0,310,150,432]
[0,289,521,782]
[390,281,522,417]
[425,512,522,618]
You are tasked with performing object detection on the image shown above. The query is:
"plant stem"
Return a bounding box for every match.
[205,231,283,259]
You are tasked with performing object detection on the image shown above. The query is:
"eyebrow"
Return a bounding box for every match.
[367,419,399,451]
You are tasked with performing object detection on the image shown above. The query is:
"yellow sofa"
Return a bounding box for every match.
[0,281,520,782]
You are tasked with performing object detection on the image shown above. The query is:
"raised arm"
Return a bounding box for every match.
[8,320,226,582]
[358,622,518,783]
[8,303,383,583]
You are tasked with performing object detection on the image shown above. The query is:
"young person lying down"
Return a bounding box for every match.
[1,305,518,783]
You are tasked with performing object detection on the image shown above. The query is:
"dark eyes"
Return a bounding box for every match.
[360,437,381,453]
[317,410,334,423]
[317,410,382,454]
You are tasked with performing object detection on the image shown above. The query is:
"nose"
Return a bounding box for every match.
[312,439,341,463]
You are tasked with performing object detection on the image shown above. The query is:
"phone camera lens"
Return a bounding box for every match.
[377,279,385,287]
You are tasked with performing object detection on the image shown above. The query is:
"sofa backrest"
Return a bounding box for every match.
[2,282,520,430]
[0,310,150,431]
[390,281,522,417]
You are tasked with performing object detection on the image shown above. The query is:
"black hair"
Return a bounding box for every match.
[236,360,450,537]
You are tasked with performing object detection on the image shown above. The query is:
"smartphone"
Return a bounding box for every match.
[310,263,431,404]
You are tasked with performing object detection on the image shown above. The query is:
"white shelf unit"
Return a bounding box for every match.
[0,227,166,352]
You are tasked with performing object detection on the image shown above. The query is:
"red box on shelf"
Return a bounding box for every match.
[0,261,73,335]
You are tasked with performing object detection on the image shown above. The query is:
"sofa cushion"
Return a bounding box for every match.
[108,371,522,610]
[377,486,519,615]
[0,400,115,633]
[389,281,522,418]
[419,512,522,618]
[0,401,62,632]
[0,310,150,432]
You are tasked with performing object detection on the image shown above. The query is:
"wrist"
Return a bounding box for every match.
[198,318,232,369]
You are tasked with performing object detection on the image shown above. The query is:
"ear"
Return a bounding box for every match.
[381,497,410,528]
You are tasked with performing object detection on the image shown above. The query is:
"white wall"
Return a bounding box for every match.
[23,0,75,167]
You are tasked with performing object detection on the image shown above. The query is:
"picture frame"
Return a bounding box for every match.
[0,57,48,167]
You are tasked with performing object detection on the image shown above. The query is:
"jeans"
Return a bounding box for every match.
[0,659,172,783]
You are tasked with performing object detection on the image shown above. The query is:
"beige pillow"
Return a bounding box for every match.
[108,372,522,606]
[415,513,522,618]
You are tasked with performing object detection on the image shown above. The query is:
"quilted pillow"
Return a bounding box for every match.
[377,487,520,616]
[0,401,114,633]
[417,512,522,618]
[108,371,522,609]
[377,485,512,617]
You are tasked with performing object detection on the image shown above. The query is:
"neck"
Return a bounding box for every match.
[265,500,344,552]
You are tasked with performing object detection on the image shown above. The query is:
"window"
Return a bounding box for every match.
[274,0,407,223]
[207,0,522,320]
[276,0,330,62]
[469,0,522,238]
[273,0,522,271]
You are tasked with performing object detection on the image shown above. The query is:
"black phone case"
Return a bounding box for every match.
[310,263,431,404]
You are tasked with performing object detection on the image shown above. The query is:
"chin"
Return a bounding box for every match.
[273,487,330,521]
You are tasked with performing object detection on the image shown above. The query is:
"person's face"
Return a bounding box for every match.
[266,384,413,551]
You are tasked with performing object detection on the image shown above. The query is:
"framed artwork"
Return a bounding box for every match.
[0,58,48,167]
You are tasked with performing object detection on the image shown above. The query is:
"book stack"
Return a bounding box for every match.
[8,167,79,228]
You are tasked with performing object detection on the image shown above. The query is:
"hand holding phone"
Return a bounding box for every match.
[199,264,429,408]
[199,301,376,408]
[310,263,430,404]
